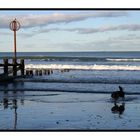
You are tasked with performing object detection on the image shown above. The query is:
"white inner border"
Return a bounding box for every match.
[0,0,139,8]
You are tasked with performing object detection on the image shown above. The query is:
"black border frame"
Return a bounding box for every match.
[0,8,140,10]
[0,8,140,132]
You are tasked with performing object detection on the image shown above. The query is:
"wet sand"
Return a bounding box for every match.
[0,91,140,130]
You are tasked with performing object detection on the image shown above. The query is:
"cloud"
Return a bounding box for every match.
[76,24,140,34]
[36,24,140,35]
[49,33,140,51]
[0,11,128,28]
[13,24,140,39]
[89,34,140,49]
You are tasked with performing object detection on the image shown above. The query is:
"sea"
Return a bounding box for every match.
[0,51,140,94]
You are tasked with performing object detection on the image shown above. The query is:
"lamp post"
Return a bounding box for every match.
[9,19,20,61]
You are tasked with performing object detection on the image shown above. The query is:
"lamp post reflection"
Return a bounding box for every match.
[1,96,25,130]
[12,99,17,130]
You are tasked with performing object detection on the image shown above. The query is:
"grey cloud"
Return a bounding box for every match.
[45,35,140,51]
[36,24,140,34]
[90,34,140,49]
[95,35,140,51]
[51,34,140,51]
[0,30,35,38]
[16,24,140,39]
[67,24,140,34]
[26,31,140,51]
[0,11,128,28]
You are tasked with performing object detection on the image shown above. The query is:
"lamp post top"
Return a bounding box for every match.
[10,18,20,31]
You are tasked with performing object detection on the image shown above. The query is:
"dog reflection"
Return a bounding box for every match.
[111,102,125,115]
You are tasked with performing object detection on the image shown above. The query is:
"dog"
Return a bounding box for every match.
[111,86,125,100]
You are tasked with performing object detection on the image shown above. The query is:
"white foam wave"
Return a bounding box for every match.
[25,64,140,71]
[107,58,140,62]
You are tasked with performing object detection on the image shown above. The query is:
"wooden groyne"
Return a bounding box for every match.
[0,58,25,82]
[0,58,71,81]
[25,68,70,77]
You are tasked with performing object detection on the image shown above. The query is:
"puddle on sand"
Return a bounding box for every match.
[0,91,140,130]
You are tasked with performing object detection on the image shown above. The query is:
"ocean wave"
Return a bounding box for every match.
[27,57,140,62]
[25,64,140,71]
[107,58,140,62]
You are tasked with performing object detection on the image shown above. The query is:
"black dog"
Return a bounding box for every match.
[111,86,125,100]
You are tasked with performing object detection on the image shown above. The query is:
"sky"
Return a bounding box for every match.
[0,10,140,52]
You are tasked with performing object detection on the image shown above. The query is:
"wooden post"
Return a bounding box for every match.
[26,70,29,76]
[20,59,24,76]
[47,70,50,75]
[39,70,42,76]
[43,69,47,75]
[3,58,8,76]
[51,69,53,74]
[30,70,33,76]
[35,69,38,76]
[60,69,64,73]
[13,58,17,76]
[20,59,25,76]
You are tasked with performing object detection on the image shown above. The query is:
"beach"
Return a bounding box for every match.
[0,89,140,130]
